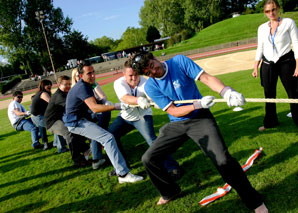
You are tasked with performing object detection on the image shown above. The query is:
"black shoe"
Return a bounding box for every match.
[109,169,116,177]
[169,168,181,181]
[73,159,91,168]
[33,143,43,149]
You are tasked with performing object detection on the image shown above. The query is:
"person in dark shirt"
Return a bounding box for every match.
[45,75,90,166]
[31,79,52,150]
[63,60,143,183]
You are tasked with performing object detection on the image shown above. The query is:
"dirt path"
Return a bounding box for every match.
[0,45,256,110]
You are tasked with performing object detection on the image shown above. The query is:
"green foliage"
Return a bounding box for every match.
[90,36,117,53]
[0,70,297,212]
[115,27,147,51]
[1,75,22,94]
[154,12,298,56]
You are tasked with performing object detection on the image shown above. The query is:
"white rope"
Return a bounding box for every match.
[173,98,298,104]
[128,98,298,108]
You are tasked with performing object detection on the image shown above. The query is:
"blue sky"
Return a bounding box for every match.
[53,0,145,41]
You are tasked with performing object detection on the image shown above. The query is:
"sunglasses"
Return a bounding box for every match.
[265,8,277,14]
[17,96,23,99]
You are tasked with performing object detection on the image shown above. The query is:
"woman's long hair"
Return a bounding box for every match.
[37,79,52,96]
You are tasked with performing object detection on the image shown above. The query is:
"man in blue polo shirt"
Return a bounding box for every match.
[63,60,143,184]
[131,53,267,212]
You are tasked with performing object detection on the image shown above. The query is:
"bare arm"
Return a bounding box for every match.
[252,60,261,78]
[198,72,225,93]
[94,86,107,101]
[13,108,26,116]
[84,96,115,113]
[165,103,195,117]
[40,92,51,103]
[121,94,138,105]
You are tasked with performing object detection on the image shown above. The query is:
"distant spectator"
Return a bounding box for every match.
[7,91,43,149]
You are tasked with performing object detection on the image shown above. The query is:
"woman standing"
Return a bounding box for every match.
[31,79,52,150]
[252,0,298,131]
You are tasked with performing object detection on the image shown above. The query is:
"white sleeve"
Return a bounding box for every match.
[114,78,131,101]
[255,25,264,61]
[289,19,298,59]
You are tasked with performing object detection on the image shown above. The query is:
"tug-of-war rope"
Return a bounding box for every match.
[173,98,298,104]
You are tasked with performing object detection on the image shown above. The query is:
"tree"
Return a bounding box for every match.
[115,27,147,50]
[146,26,161,43]
[90,36,116,53]
[0,0,72,75]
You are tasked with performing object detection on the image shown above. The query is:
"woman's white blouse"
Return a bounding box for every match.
[255,18,298,63]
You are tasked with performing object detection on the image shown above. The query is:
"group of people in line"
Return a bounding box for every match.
[7,0,298,212]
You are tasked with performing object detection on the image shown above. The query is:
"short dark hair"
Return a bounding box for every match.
[131,52,154,75]
[78,60,91,74]
[58,75,70,84]
[13,90,23,97]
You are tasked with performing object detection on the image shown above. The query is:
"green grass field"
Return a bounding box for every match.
[154,12,298,56]
[0,69,297,212]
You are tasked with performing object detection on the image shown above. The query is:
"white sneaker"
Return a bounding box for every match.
[118,172,143,184]
[92,159,106,170]
[287,112,292,118]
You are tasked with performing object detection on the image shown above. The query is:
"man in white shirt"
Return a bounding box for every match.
[7,91,43,149]
[108,60,180,178]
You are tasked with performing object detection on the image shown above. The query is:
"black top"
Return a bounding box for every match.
[31,91,49,116]
[45,88,67,129]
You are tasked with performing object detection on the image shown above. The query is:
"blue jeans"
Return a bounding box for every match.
[67,119,129,176]
[109,115,178,171]
[14,118,39,148]
[91,111,111,160]
[31,115,48,143]
[54,134,67,153]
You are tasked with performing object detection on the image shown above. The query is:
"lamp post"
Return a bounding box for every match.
[35,10,57,83]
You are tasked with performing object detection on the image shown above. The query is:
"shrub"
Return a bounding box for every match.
[1,75,22,94]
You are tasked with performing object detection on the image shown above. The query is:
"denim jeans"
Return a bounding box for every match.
[14,118,39,148]
[54,134,67,152]
[48,119,88,162]
[31,115,48,143]
[67,118,129,176]
[109,115,179,171]
[91,111,111,160]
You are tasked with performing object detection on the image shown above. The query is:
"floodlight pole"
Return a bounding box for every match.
[35,10,57,83]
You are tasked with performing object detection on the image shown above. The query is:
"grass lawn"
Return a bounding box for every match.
[154,12,298,56]
[0,69,297,212]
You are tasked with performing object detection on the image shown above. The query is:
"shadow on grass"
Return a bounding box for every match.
[0,165,78,189]
[182,170,298,213]
[5,201,47,213]
[0,166,92,203]
[41,179,157,212]
[0,131,18,142]
[0,149,36,162]
[0,152,57,173]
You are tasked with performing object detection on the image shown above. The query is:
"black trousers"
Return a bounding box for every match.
[142,109,263,210]
[260,51,298,128]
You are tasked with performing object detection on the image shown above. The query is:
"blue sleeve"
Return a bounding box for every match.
[145,80,172,111]
[175,55,203,80]
[79,82,94,101]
